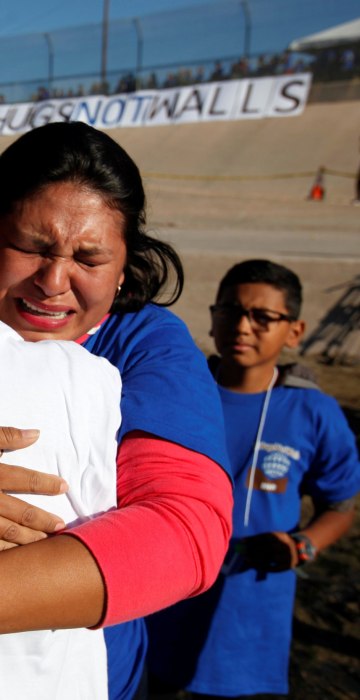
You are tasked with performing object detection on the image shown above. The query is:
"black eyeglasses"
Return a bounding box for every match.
[209,303,295,330]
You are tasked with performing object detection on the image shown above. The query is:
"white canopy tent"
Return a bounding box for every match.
[289,18,360,52]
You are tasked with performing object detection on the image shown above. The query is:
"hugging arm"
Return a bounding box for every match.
[0,431,233,633]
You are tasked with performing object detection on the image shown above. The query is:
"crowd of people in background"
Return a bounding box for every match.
[0,43,359,105]
[30,50,308,102]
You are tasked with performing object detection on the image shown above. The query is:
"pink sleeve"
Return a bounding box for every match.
[68,431,233,627]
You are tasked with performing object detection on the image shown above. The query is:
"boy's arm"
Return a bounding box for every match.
[288,498,356,565]
[301,499,356,549]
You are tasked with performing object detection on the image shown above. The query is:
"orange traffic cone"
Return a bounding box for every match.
[307,167,325,201]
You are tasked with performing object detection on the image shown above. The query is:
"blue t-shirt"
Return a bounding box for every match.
[83,305,231,700]
[146,382,360,697]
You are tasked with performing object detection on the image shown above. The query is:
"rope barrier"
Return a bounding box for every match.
[143,167,356,183]
[323,168,357,180]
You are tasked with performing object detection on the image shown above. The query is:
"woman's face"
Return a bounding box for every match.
[0,181,127,341]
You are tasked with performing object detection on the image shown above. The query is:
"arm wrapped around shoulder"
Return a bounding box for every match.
[70,431,233,627]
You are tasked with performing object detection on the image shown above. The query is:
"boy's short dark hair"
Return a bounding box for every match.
[216,259,302,320]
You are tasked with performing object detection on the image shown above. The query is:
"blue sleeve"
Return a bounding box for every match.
[304,393,360,504]
[84,306,231,478]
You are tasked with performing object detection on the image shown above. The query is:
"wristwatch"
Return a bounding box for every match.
[291,532,317,566]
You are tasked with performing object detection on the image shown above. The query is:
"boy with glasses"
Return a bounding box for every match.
[147,259,360,699]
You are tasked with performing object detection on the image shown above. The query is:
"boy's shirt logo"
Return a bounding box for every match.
[262,452,290,479]
[245,441,300,494]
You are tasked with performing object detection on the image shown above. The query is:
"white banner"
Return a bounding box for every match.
[0,74,312,135]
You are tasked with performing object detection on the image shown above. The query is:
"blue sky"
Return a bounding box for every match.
[0,0,359,41]
[0,1,216,35]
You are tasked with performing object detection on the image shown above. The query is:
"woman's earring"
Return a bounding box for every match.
[116,284,122,296]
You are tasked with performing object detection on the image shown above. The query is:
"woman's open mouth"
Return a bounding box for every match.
[16,298,74,328]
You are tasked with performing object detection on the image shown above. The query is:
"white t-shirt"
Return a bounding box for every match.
[0,321,121,700]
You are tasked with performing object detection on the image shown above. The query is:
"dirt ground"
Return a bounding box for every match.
[290,498,360,700]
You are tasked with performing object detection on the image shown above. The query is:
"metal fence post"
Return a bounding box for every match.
[240,0,251,58]
[101,0,110,90]
[133,17,143,89]
[44,32,54,94]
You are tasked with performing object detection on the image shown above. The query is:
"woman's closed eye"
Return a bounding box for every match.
[73,252,110,268]
[8,241,44,256]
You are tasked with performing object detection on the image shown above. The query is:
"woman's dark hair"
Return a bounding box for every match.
[216,259,302,319]
[0,121,183,312]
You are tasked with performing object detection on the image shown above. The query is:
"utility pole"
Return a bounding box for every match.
[101,0,110,89]
[133,17,143,89]
[44,33,54,94]
[240,0,251,58]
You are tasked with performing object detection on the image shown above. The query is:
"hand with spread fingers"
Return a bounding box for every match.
[0,426,68,549]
